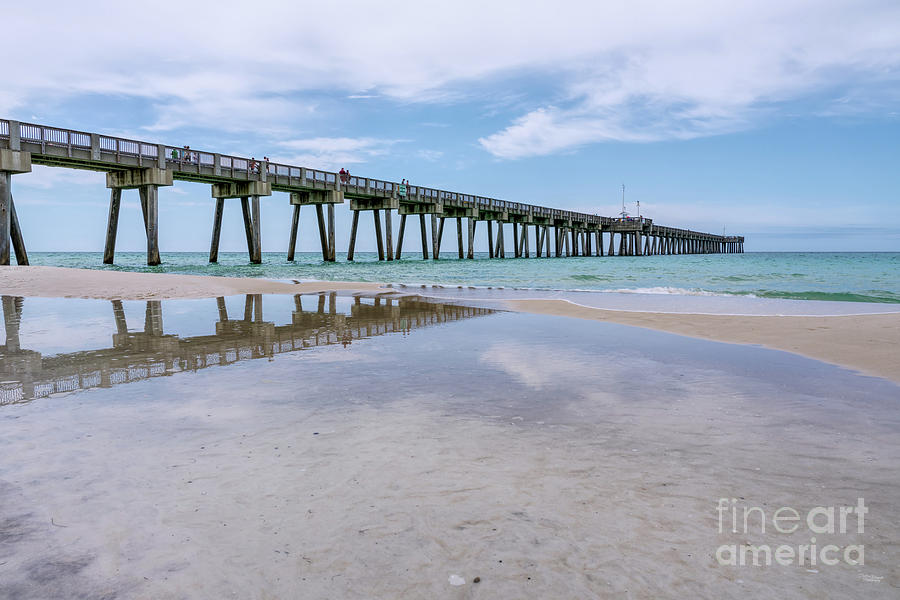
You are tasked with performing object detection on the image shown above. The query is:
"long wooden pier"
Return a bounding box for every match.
[0,293,493,405]
[0,119,744,266]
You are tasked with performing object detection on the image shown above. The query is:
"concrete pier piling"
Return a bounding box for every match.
[0,118,744,265]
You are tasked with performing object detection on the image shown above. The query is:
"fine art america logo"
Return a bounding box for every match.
[715,498,867,567]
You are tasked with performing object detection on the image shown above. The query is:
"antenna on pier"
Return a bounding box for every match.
[620,184,628,218]
[636,199,641,218]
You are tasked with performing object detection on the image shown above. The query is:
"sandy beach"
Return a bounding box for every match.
[2,265,898,383]
[0,265,390,300]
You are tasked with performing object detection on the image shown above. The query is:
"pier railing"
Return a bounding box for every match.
[1,118,606,225]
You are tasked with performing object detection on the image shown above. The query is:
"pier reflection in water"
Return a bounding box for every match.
[0,294,494,405]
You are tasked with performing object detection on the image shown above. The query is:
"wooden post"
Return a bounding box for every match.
[519,223,531,258]
[467,218,475,259]
[143,186,161,266]
[287,204,301,262]
[8,195,27,265]
[431,213,439,259]
[495,221,504,258]
[327,203,335,261]
[347,210,360,261]
[384,209,393,261]
[395,214,406,259]
[251,195,262,264]
[103,188,122,264]
[635,229,642,256]
[241,197,255,261]
[487,220,494,258]
[609,231,615,256]
[373,210,385,260]
[598,231,604,256]
[457,217,464,259]
[564,228,571,256]
[419,214,429,259]
[438,217,446,254]
[315,204,329,261]
[210,197,225,263]
[512,223,520,258]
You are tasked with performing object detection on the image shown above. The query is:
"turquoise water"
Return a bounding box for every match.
[25,251,900,303]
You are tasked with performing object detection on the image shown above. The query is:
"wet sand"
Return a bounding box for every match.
[2,302,899,598]
[2,265,898,383]
[505,299,900,384]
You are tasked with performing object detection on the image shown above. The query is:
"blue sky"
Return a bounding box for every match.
[4,0,899,253]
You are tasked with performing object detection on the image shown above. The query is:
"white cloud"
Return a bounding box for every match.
[415,149,444,162]
[275,137,404,170]
[2,0,898,159]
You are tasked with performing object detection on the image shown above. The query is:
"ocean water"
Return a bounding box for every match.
[26,251,900,304]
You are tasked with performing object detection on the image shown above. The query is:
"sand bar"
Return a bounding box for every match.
[505,298,900,383]
[2,265,897,383]
[0,265,389,300]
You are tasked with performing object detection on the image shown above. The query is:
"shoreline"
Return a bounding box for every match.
[0,265,390,300]
[2,265,898,383]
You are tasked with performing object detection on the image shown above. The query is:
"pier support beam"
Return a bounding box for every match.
[0,151,31,266]
[328,204,336,262]
[287,204,302,261]
[373,210,384,260]
[0,172,11,267]
[104,168,173,266]
[347,210,360,261]
[384,209,393,261]
[0,150,32,266]
[487,221,494,258]
[206,180,270,264]
[513,223,520,258]
[431,214,439,260]
[523,224,530,258]
[457,218,464,259]
[209,197,225,263]
[290,189,342,262]
[419,214,429,259]
[467,218,476,259]
[395,214,407,259]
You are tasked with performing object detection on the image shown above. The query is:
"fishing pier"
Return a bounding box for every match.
[0,119,744,266]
